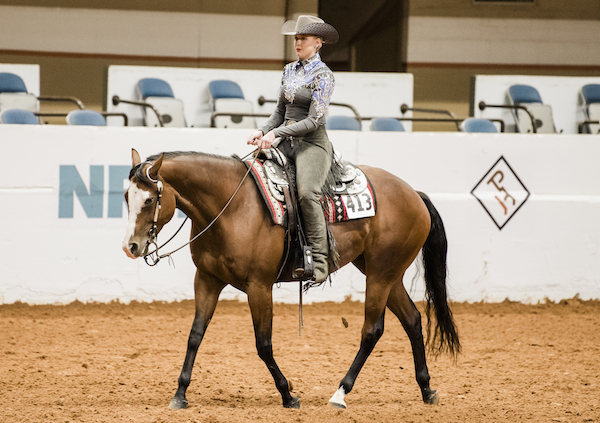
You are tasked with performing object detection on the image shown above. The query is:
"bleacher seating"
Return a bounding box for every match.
[208,80,256,129]
[136,78,187,127]
[0,108,39,124]
[460,118,498,133]
[326,115,361,131]
[508,84,556,134]
[66,110,107,126]
[0,72,38,114]
[370,117,405,132]
[580,84,600,134]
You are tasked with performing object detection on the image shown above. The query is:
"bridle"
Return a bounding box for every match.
[141,150,260,266]
[143,165,165,266]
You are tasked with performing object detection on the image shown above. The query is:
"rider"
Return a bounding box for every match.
[247,15,339,284]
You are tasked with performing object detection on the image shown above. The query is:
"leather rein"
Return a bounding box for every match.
[142,150,260,266]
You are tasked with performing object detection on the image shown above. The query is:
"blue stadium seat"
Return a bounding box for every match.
[0,108,39,124]
[137,78,175,99]
[208,80,245,100]
[508,84,556,133]
[66,110,107,126]
[208,80,255,128]
[580,84,600,134]
[0,72,38,114]
[326,115,361,131]
[136,78,186,127]
[370,117,405,132]
[460,118,498,133]
[0,72,28,93]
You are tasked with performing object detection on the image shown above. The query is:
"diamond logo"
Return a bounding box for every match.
[471,156,530,230]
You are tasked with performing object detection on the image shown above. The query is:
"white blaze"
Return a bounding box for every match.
[122,181,151,257]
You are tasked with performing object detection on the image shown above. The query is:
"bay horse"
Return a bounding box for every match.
[122,148,460,410]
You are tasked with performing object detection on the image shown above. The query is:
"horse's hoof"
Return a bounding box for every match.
[423,389,439,405]
[284,396,300,409]
[169,397,189,410]
[329,400,347,409]
[329,387,347,409]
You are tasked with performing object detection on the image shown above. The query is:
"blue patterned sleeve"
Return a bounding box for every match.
[311,70,335,122]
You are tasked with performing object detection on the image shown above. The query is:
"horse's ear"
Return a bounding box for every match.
[132,149,141,167]
[148,153,164,180]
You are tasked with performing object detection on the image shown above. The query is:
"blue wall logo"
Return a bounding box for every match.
[59,165,130,218]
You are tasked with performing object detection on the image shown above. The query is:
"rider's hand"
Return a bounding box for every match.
[247,130,264,145]
[258,131,276,149]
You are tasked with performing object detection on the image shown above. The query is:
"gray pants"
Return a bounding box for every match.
[278,126,333,282]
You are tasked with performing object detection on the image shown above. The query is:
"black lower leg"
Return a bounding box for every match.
[256,340,298,408]
[170,314,207,409]
[339,310,385,394]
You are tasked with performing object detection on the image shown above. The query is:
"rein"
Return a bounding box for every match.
[143,149,260,266]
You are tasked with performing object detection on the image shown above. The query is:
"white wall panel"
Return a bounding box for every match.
[0,126,599,305]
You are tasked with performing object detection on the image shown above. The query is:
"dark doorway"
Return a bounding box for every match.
[319,0,408,72]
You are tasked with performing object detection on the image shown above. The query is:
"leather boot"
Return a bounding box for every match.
[300,196,329,284]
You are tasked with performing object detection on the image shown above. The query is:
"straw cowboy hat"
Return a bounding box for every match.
[281,15,339,44]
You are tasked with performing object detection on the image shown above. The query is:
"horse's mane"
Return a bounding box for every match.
[130,151,241,182]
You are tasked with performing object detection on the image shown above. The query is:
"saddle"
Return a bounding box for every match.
[244,148,377,283]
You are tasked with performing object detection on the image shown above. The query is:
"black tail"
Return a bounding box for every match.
[418,192,461,358]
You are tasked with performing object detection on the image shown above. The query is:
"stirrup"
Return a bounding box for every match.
[295,246,314,280]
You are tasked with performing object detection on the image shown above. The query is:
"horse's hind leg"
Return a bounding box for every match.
[170,271,225,410]
[386,281,439,405]
[247,283,300,409]
[329,281,390,409]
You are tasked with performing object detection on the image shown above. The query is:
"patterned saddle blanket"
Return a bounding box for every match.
[244,148,377,227]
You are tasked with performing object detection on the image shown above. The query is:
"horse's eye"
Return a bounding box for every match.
[145,198,153,205]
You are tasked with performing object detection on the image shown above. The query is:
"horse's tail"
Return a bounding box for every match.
[418,191,461,358]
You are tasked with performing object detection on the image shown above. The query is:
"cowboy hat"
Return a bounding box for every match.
[281,15,339,44]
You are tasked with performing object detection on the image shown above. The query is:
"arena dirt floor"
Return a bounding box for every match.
[1,296,599,423]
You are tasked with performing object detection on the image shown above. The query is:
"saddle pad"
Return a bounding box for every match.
[244,159,377,226]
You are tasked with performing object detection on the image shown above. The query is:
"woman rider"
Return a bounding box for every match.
[247,15,339,284]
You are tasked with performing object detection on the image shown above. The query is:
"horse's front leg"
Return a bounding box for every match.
[247,283,300,409]
[329,282,389,409]
[169,271,225,410]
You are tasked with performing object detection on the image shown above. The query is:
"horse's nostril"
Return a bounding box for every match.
[130,243,138,255]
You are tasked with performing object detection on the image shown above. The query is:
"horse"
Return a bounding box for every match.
[122,148,460,410]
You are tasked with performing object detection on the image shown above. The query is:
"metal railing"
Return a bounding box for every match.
[478,101,537,134]
[257,96,362,121]
[578,120,600,134]
[210,112,271,128]
[112,95,163,127]
[34,111,128,126]
[38,96,85,110]
[400,104,461,130]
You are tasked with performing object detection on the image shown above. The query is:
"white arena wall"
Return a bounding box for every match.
[1,125,599,306]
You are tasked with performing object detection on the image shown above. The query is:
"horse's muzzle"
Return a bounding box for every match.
[123,241,144,259]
